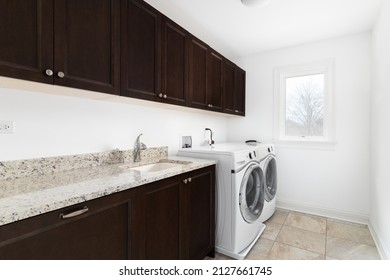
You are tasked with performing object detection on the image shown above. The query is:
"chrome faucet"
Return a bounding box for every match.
[205,128,215,146]
[133,133,147,162]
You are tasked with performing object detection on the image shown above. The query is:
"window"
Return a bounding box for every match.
[274,60,334,144]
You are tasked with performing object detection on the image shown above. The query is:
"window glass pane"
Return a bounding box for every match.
[285,74,324,137]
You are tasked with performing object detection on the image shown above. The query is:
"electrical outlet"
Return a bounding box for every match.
[0,121,14,134]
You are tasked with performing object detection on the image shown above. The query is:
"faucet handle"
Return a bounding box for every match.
[140,143,147,150]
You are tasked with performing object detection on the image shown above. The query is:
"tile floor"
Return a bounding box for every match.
[213,209,381,260]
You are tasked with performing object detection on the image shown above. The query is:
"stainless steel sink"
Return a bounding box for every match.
[119,160,191,173]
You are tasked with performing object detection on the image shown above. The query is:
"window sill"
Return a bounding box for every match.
[273,138,337,150]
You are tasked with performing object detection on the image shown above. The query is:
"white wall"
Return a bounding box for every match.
[0,79,228,161]
[228,33,372,221]
[371,0,390,259]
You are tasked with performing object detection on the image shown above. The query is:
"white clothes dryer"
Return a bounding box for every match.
[178,143,266,259]
[258,144,277,223]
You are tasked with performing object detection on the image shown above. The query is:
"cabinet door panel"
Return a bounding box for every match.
[234,67,246,116]
[223,60,235,114]
[188,37,208,109]
[140,179,180,260]
[207,50,223,111]
[54,0,120,94]
[161,18,187,105]
[121,0,160,100]
[0,190,137,260]
[181,167,215,259]
[0,0,53,83]
[0,204,128,259]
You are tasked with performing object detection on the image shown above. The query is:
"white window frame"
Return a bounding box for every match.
[273,60,335,147]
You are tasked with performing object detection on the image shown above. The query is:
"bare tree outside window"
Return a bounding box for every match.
[285,74,324,137]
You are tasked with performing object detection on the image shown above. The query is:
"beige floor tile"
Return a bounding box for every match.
[266,209,289,224]
[212,252,234,260]
[268,242,324,260]
[245,238,274,260]
[327,220,375,246]
[262,222,283,240]
[285,212,326,234]
[276,225,326,254]
[326,236,380,260]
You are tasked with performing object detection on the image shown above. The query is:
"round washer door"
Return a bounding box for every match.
[239,164,265,223]
[264,156,277,202]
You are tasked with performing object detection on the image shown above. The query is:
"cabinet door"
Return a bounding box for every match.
[138,177,180,260]
[0,189,138,260]
[223,60,236,114]
[0,0,53,84]
[234,67,246,116]
[207,50,223,111]
[160,17,188,106]
[188,36,208,110]
[54,0,120,94]
[180,166,215,259]
[121,0,161,101]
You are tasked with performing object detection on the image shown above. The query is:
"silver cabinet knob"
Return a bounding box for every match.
[235,110,239,113]
[209,104,213,108]
[183,179,188,184]
[57,71,65,78]
[45,69,53,76]
[158,93,163,98]
[188,177,192,183]
[163,94,167,99]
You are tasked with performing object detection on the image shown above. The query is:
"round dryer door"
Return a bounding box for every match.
[264,156,277,202]
[239,164,265,223]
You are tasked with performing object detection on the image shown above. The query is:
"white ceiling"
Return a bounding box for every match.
[145,0,384,59]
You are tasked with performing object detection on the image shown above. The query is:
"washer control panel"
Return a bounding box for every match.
[233,149,262,170]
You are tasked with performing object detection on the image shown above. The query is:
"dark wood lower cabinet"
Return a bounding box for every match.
[180,166,215,259]
[0,166,215,260]
[0,189,139,260]
[138,165,215,260]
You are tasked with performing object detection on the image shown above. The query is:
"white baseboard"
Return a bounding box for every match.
[276,199,369,225]
[368,221,389,260]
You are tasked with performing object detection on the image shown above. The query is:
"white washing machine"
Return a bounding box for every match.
[258,144,277,223]
[178,143,267,259]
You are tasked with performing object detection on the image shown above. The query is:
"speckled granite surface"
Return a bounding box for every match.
[0,148,216,226]
[0,147,168,181]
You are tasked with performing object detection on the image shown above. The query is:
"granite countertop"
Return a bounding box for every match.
[0,155,216,227]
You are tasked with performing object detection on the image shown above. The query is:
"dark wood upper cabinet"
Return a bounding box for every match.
[0,0,245,115]
[161,17,188,106]
[121,0,161,101]
[207,49,224,112]
[234,66,246,116]
[54,0,120,94]
[121,0,188,105]
[223,60,246,116]
[188,36,208,110]
[0,0,53,84]
[223,60,236,114]
[0,0,120,94]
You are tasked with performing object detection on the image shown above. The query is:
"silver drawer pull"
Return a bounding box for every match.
[60,206,89,219]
